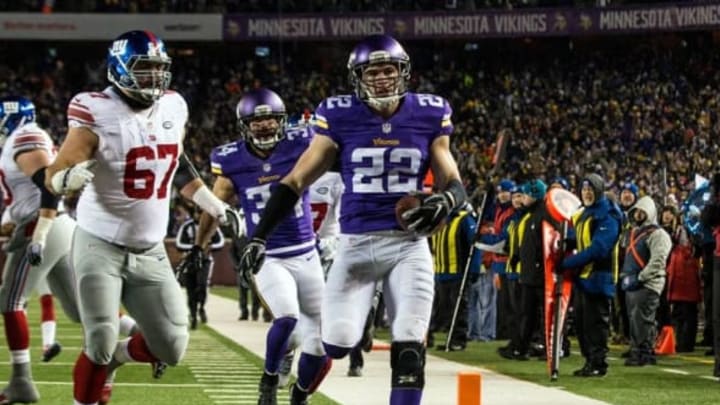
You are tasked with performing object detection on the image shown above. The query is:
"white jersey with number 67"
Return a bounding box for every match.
[67,87,187,249]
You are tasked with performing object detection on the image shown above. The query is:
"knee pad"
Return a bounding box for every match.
[86,321,118,364]
[391,341,425,389]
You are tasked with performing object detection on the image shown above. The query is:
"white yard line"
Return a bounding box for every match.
[661,368,691,375]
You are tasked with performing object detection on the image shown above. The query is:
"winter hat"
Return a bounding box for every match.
[549,176,570,190]
[582,173,605,198]
[622,182,639,199]
[521,179,547,201]
[498,179,517,193]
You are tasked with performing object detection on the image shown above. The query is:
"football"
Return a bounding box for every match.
[395,194,423,231]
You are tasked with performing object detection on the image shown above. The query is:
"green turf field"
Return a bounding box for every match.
[199,287,720,405]
[0,291,339,405]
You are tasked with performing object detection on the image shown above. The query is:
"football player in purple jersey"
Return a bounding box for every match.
[240,35,467,405]
[194,89,328,405]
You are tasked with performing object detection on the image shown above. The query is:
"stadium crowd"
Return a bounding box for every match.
[1,35,718,222]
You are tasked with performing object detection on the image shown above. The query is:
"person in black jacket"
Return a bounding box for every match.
[176,206,225,330]
[499,179,552,360]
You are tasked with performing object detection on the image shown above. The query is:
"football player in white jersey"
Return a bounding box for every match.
[0,96,82,404]
[42,30,229,405]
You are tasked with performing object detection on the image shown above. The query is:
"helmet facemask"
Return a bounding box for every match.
[0,106,32,148]
[350,54,410,110]
[109,55,172,105]
[239,109,287,151]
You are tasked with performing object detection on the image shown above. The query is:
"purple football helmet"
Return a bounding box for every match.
[347,34,411,109]
[236,88,287,150]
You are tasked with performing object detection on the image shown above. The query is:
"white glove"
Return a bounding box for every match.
[50,160,96,194]
[318,237,338,262]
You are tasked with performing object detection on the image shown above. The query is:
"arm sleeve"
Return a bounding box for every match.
[252,183,300,240]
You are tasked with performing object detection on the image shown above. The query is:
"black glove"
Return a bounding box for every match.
[176,245,205,281]
[26,241,44,266]
[238,237,266,286]
[401,192,451,235]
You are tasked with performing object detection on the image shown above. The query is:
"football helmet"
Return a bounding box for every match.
[236,88,287,150]
[0,96,36,148]
[107,30,172,106]
[347,34,411,109]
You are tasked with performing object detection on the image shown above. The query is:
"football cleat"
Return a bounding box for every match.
[347,366,363,377]
[99,383,113,405]
[0,377,40,404]
[152,362,168,379]
[41,342,62,363]
[199,308,208,324]
[289,384,309,405]
[257,373,278,405]
[277,351,295,388]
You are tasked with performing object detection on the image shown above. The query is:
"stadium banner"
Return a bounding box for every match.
[224,2,720,40]
[0,13,222,40]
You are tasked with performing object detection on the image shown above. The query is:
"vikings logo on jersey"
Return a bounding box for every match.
[313,92,453,234]
[210,126,316,258]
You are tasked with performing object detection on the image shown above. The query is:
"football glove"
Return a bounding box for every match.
[27,216,54,266]
[238,238,266,287]
[50,160,96,194]
[27,242,44,266]
[401,192,451,235]
[176,245,206,281]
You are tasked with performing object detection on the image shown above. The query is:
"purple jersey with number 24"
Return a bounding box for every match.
[313,92,454,234]
[210,126,315,257]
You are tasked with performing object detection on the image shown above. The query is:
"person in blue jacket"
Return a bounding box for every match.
[558,173,621,377]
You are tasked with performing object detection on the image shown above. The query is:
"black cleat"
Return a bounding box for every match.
[199,308,207,324]
[290,383,309,405]
[152,362,168,379]
[257,373,278,405]
[41,342,62,363]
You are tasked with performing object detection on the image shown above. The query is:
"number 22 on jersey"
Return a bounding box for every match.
[352,147,422,194]
[124,144,178,199]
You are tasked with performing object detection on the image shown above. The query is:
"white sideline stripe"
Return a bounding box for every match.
[204,389,248,393]
[700,376,719,381]
[192,370,258,374]
[195,373,258,378]
[187,364,260,370]
[210,395,249,399]
[196,378,255,383]
[190,364,257,367]
[661,368,690,375]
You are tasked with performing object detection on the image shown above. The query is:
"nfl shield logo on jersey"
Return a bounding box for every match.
[263,163,272,172]
[382,122,392,134]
